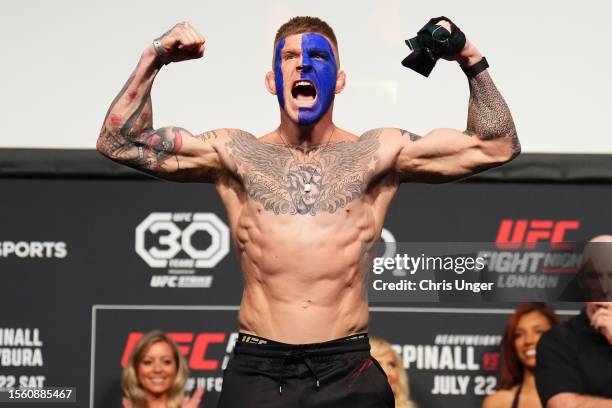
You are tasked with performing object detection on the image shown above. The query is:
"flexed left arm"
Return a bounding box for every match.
[461,41,520,154]
[387,20,520,183]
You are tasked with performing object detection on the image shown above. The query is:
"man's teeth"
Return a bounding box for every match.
[294,81,312,88]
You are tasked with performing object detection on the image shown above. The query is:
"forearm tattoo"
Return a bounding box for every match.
[97,62,189,172]
[464,71,520,155]
[227,130,381,215]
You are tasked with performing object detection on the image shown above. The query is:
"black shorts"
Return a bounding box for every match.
[218,333,395,407]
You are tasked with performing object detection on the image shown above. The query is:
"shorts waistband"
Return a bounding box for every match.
[235,332,370,357]
[238,332,368,346]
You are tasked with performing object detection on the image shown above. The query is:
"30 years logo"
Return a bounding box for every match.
[135,213,230,269]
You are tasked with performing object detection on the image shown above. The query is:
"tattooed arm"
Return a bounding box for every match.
[96,22,231,182]
[382,40,520,183]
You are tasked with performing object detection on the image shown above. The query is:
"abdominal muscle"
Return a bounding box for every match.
[232,200,378,344]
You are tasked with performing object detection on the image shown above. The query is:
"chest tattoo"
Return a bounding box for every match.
[227,132,380,215]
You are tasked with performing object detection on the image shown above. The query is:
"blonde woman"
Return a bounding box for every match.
[122,330,204,408]
[370,337,416,408]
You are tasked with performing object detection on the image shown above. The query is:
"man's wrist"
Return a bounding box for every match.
[143,43,164,70]
[152,38,170,65]
[455,41,483,68]
[458,53,484,68]
[462,57,489,78]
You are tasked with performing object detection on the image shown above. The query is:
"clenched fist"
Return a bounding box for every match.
[154,22,205,64]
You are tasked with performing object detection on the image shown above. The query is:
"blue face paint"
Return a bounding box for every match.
[274,38,286,109]
[273,34,338,126]
[298,33,337,125]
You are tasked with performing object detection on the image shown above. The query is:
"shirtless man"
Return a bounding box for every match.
[97,16,519,408]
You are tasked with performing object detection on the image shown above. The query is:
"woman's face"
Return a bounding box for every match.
[513,311,552,369]
[137,341,177,398]
[375,349,400,392]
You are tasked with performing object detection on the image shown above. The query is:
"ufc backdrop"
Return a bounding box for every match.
[1,152,611,408]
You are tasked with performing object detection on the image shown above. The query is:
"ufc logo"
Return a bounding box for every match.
[495,219,579,250]
[135,212,229,268]
[121,332,231,370]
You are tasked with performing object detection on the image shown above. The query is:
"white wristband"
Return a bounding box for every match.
[152,38,169,65]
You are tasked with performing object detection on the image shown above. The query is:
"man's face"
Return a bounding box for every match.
[579,241,612,301]
[273,33,338,126]
[580,262,612,301]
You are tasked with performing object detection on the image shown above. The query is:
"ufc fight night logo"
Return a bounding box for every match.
[135,213,230,268]
[495,219,580,250]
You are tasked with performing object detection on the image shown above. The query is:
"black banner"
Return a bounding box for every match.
[1,164,610,407]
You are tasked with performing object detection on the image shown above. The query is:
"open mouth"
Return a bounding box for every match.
[291,80,317,104]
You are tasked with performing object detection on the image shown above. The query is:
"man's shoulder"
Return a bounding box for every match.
[358,128,391,141]
[198,129,258,151]
[333,128,360,143]
[226,129,258,140]
[540,314,584,349]
[220,130,281,151]
[359,127,421,141]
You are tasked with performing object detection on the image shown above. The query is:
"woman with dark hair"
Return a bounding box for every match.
[482,303,559,408]
[122,330,204,408]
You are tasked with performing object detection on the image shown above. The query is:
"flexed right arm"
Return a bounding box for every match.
[97,22,230,182]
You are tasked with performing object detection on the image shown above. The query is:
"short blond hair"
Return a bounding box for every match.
[272,16,340,67]
[274,16,338,51]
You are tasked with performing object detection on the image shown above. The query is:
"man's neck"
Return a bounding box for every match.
[278,111,335,148]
